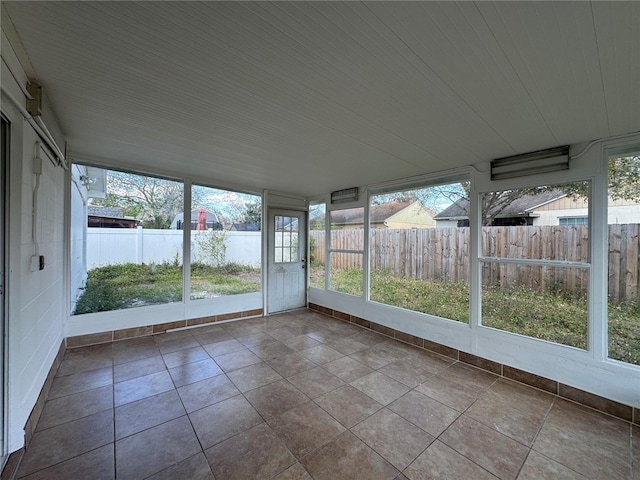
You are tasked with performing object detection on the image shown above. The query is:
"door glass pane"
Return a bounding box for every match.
[275,215,299,264]
[190,185,261,300]
[606,152,640,365]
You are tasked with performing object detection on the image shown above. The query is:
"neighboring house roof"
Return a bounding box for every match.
[328,201,415,227]
[171,209,222,229]
[435,189,566,220]
[88,206,124,219]
[87,205,137,228]
[230,222,259,231]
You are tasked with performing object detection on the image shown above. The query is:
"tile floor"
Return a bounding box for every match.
[16,310,639,479]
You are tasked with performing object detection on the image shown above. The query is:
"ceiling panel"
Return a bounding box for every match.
[2,1,638,197]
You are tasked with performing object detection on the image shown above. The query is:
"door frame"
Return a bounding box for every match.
[0,115,9,468]
[266,207,308,314]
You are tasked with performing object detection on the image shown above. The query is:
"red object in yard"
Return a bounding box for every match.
[197,209,207,230]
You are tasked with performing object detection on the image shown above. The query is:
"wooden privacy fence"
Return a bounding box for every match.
[309,224,640,302]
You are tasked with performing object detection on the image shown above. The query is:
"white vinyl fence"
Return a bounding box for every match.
[87,227,261,269]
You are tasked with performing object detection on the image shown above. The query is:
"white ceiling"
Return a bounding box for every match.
[3,1,639,197]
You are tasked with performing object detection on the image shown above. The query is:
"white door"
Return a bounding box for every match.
[268,209,307,313]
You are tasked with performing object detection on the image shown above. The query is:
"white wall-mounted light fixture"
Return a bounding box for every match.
[331,187,359,204]
[491,146,570,181]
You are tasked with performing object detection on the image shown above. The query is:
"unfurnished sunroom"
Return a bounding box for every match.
[0,1,639,478]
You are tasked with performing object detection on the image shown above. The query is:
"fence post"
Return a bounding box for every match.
[137,226,143,264]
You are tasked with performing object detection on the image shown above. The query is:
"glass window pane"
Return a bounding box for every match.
[369,181,469,322]
[481,182,590,261]
[606,153,640,365]
[331,208,364,250]
[329,252,363,296]
[274,215,299,264]
[309,203,326,289]
[190,185,261,300]
[71,166,183,314]
[481,262,588,349]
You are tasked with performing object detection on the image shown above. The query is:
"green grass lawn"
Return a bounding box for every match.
[325,267,640,366]
[73,262,261,315]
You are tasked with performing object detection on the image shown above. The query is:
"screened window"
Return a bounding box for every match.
[329,207,364,296]
[369,180,470,322]
[70,166,184,314]
[606,152,640,365]
[190,184,261,301]
[309,203,326,289]
[480,181,591,348]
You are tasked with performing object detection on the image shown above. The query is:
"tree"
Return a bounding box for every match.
[414,155,640,225]
[240,201,262,230]
[91,170,195,229]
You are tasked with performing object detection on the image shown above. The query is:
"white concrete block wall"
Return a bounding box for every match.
[6,120,66,452]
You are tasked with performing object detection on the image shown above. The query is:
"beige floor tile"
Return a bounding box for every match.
[227,362,283,392]
[315,385,382,428]
[404,440,498,480]
[487,378,554,417]
[48,366,113,399]
[114,370,175,406]
[189,395,262,449]
[205,423,295,480]
[532,399,631,480]
[300,344,344,364]
[202,339,245,357]
[162,346,209,369]
[19,444,115,480]
[146,452,214,480]
[415,374,485,412]
[282,334,323,352]
[379,360,436,388]
[271,462,313,479]
[244,379,309,418]
[288,367,345,399]
[325,337,369,355]
[18,410,114,477]
[388,390,459,437]
[168,358,223,387]
[249,340,295,361]
[440,362,499,391]
[349,344,407,370]
[518,451,586,480]
[301,431,398,480]
[116,416,201,480]
[350,372,411,406]
[439,415,529,480]
[213,348,263,372]
[266,352,318,378]
[177,374,240,413]
[352,409,434,470]
[114,355,166,384]
[323,356,374,383]
[465,391,546,446]
[115,390,185,439]
[267,401,345,458]
[37,384,113,431]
